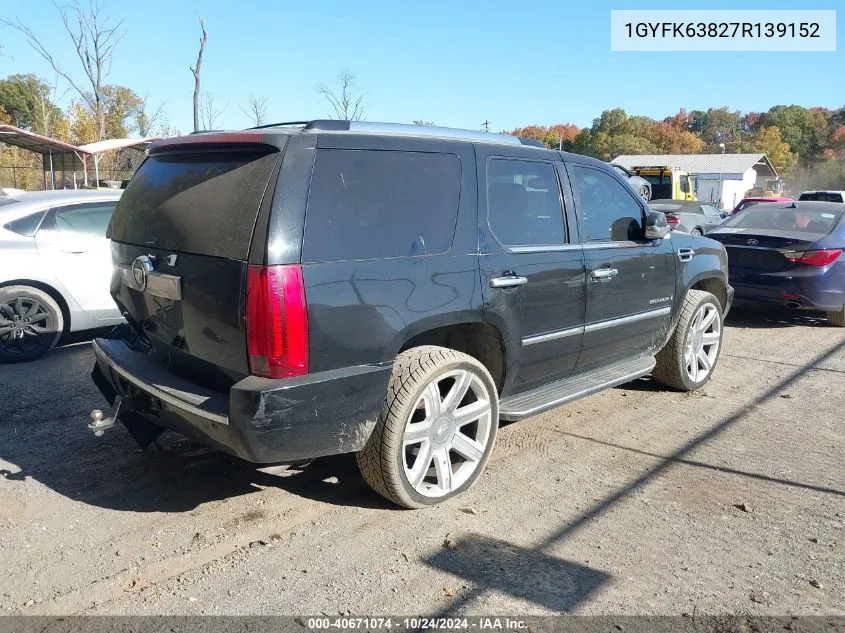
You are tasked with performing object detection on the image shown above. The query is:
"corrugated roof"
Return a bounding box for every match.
[612,153,777,178]
[77,137,158,155]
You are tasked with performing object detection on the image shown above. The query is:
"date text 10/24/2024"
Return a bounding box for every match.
[306,617,527,630]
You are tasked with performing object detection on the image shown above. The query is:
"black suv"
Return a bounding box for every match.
[89,120,733,508]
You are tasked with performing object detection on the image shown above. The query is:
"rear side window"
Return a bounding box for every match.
[303,149,460,263]
[569,165,644,242]
[487,158,565,247]
[3,210,46,236]
[111,149,279,260]
[799,192,844,203]
[38,202,116,237]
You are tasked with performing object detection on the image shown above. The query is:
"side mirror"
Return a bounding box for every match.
[644,210,671,240]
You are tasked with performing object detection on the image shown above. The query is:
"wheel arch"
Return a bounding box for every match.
[0,279,72,332]
[397,319,508,393]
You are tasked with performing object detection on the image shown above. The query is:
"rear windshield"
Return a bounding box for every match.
[723,207,842,234]
[111,148,279,260]
[799,192,844,203]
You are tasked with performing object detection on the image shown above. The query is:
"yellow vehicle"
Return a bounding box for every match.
[631,165,698,201]
[744,179,791,199]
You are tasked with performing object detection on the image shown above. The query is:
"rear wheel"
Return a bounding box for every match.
[0,286,64,363]
[653,290,723,391]
[826,305,845,327]
[640,185,651,201]
[690,227,703,236]
[357,346,499,509]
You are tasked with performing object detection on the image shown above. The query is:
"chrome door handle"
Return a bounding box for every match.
[490,275,528,289]
[590,268,619,280]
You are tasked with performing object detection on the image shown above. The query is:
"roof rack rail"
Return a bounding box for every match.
[248,120,549,148]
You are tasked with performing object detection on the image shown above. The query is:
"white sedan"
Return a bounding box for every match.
[0,190,124,362]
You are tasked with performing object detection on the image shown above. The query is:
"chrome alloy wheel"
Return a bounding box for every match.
[402,369,493,498]
[0,297,54,356]
[684,302,721,383]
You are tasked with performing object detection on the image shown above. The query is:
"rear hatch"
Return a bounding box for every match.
[109,141,282,391]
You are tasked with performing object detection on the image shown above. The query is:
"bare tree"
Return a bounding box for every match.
[136,93,167,137]
[3,1,126,140]
[190,16,208,133]
[316,69,365,121]
[240,93,269,127]
[199,92,226,130]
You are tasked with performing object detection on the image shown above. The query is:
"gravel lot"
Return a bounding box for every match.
[0,306,843,617]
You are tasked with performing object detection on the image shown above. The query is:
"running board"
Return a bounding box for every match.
[499,356,656,421]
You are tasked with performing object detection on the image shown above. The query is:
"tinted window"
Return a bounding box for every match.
[487,159,565,247]
[44,202,116,237]
[111,149,280,260]
[3,210,46,237]
[724,207,842,234]
[303,149,460,263]
[799,192,844,203]
[570,165,644,242]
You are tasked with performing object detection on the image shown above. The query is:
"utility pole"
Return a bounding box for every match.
[482,120,491,132]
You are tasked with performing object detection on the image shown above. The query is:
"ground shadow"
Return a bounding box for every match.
[425,533,610,613]
[725,304,832,329]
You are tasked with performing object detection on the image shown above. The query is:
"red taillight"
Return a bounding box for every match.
[246,264,309,379]
[784,249,842,267]
[665,214,680,225]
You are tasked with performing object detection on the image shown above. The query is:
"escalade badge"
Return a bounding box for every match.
[746,238,759,246]
[131,255,155,291]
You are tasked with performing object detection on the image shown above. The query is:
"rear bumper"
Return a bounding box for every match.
[91,337,392,463]
[729,269,844,312]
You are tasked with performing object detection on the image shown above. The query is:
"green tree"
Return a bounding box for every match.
[591,108,628,136]
[757,105,829,159]
[748,126,797,173]
[0,74,63,133]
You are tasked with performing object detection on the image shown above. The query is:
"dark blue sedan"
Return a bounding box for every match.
[707,201,845,326]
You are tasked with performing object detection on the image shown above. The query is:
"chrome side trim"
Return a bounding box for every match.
[522,325,585,346]
[509,244,582,254]
[92,340,229,426]
[584,306,671,333]
[582,241,647,251]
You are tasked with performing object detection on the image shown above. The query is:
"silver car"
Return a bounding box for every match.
[648,200,728,236]
[0,190,124,362]
[610,163,652,201]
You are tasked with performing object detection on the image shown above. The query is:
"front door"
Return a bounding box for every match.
[34,200,118,320]
[564,163,676,372]
[478,150,586,395]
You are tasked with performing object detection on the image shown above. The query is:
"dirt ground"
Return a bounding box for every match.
[0,305,843,617]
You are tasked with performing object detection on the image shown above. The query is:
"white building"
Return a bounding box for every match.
[612,153,779,211]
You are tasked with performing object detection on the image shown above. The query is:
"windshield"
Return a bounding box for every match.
[723,206,842,234]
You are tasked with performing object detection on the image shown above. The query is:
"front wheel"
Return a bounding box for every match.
[652,290,723,391]
[357,346,499,509]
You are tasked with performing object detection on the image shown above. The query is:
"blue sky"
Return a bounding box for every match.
[1,0,843,135]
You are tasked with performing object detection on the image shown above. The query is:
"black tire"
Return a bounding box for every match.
[652,289,723,391]
[0,285,64,363]
[640,185,651,201]
[356,345,499,509]
[690,227,703,236]
[826,305,845,327]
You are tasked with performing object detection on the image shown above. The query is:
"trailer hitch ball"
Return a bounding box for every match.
[87,397,122,437]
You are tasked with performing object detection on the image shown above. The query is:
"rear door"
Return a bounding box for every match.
[109,143,282,388]
[34,200,118,320]
[565,163,676,373]
[477,147,586,394]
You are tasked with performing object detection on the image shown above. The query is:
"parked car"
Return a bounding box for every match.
[798,191,845,203]
[88,120,733,508]
[0,190,125,362]
[609,163,652,201]
[707,201,845,326]
[732,196,794,215]
[648,200,727,235]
